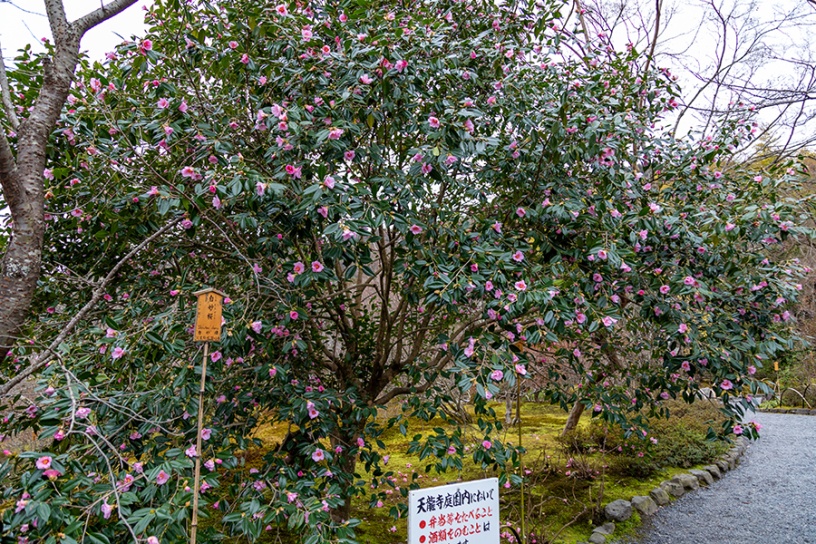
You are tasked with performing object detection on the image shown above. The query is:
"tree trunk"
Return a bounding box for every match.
[561,400,585,436]
[329,426,362,523]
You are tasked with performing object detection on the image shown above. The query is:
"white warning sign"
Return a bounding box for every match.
[408,478,499,544]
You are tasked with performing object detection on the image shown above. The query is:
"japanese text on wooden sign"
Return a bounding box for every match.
[194,289,223,342]
[408,478,499,544]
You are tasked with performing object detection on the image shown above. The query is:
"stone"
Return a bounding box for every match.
[697,387,716,399]
[689,469,714,486]
[631,495,658,516]
[715,459,729,473]
[660,480,685,498]
[704,465,722,480]
[589,533,606,544]
[594,522,615,536]
[604,499,632,522]
[672,473,700,490]
[649,486,671,505]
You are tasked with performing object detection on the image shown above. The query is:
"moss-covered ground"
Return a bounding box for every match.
[240,400,728,544]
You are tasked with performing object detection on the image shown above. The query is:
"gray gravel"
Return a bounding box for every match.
[616,412,816,544]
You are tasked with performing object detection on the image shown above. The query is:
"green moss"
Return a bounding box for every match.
[222,399,727,544]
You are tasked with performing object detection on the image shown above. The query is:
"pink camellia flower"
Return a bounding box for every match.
[732,424,743,435]
[275,4,288,15]
[180,166,196,178]
[328,127,344,140]
[54,429,66,441]
[720,379,733,390]
[515,280,527,291]
[156,470,170,485]
[201,428,212,440]
[293,262,305,274]
[490,370,504,381]
[210,351,222,362]
[395,59,408,72]
[409,224,423,235]
[101,501,113,519]
[512,251,524,262]
[344,150,355,161]
[428,116,440,128]
[185,445,197,458]
[359,74,373,84]
[111,347,125,359]
[312,448,325,462]
[76,407,91,419]
[602,316,617,327]
[323,176,335,189]
[678,323,688,334]
[515,364,527,376]
[169,289,180,296]
[659,285,670,294]
[36,456,52,470]
[157,98,169,109]
[356,437,365,448]
[311,261,324,273]
[301,28,313,41]
[681,361,691,371]
[482,440,492,449]
[592,273,603,283]
[752,421,763,432]
[747,365,756,375]
[178,101,188,113]
[43,469,61,480]
[683,276,696,286]
[269,367,277,378]
[289,311,299,320]
[251,321,262,334]
[241,54,250,64]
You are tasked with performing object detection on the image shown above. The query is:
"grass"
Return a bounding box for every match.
[239,400,728,544]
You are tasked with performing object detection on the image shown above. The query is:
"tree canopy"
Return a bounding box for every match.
[1,0,811,542]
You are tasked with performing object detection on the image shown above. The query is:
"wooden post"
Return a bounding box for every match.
[191,342,208,544]
[517,375,525,543]
[190,288,225,544]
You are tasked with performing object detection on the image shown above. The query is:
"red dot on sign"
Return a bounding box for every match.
[420,536,426,543]
[419,521,427,529]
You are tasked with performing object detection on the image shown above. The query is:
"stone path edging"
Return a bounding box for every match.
[759,407,816,415]
[579,437,749,544]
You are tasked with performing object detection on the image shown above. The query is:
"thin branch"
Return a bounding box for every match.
[0,37,20,130]
[0,218,182,398]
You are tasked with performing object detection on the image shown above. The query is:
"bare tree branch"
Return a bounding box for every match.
[73,0,140,35]
[0,218,182,398]
[0,38,20,130]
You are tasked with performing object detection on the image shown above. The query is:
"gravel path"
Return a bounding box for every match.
[616,412,816,544]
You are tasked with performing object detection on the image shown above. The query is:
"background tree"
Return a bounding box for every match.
[0,0,141,368]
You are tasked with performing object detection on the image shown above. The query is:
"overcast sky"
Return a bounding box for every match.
[0,0,150,64]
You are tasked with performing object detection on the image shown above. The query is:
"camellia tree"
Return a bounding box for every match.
[0,0,811,542]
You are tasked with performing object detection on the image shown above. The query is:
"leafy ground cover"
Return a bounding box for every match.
[232,400,728,544]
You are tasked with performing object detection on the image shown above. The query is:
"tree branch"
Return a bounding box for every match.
[43,0,69,42]
[0,37,20,131]
[73,0,140,35]
[0,218,182,398]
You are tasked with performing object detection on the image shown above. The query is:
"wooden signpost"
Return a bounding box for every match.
[191,288,226,544]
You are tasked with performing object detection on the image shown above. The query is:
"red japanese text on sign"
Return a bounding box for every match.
[408,478,499,544]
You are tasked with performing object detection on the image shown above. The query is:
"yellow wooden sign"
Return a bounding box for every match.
[193,288,226,342]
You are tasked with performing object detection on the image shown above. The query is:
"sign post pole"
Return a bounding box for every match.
[190,288,226,544]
